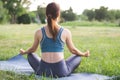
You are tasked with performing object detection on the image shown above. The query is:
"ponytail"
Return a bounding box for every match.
[46,2,60,41]
[47,15,58,41]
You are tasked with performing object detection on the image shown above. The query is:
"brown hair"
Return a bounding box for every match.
[46,2,60,41]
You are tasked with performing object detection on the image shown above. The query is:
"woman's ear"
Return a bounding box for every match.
[57,15,60,23]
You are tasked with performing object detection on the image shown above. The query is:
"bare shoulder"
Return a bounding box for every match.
[35,28,42,39]
[63,28,71,35]
[35,28,42,34]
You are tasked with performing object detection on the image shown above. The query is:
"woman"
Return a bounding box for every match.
[20,2,90,78]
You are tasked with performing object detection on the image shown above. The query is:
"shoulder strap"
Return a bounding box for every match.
[57,27,64,39]
[41,27,47,37]
[40,27,46,43]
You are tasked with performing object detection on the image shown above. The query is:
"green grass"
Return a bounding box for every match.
[0,24,120,79]
[0,70,36,80]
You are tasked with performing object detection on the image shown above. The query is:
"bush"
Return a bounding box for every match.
[17,14,31,24]
[61,7,77,22]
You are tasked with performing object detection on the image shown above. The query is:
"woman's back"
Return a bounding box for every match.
[40,26,66,63]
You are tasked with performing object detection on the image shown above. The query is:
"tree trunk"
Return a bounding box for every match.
[11,14,17,24]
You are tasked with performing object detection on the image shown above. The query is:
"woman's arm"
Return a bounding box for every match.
[65,29,90,57]
[20,30,42,55]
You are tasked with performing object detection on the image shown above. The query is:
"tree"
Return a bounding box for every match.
[1,0,31,24]
[37,6,46,24]
[61,7,77,21]
[114,10,120,26]
[95,6,108,21]
[115,10,120,20]
[0,1,9,23]
[82,9,95,21]
[82,6,120,22]
[106,10,116,22]
[29,11,39,23]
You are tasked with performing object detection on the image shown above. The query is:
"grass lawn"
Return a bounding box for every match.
[0,24,120,79]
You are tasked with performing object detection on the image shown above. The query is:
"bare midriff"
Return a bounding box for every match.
[41,52,64,63]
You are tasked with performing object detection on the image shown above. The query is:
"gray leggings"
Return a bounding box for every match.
[27,53,81,78]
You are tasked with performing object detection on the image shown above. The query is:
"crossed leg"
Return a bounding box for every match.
[66,54,82,73]
[27,53,41,72]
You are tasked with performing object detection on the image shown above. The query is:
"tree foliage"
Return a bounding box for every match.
[61,7,77,21]
[95,6,108,21]
[0,1,9,23]
[17,13,31,24]
[1,0,31,24]
[82,6,120,23]
[37,6,46,24]
[29,11,40,23]
[83,9,95,21]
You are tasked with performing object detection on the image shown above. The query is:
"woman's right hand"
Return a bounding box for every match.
[83,50,90,57]
[20,48,26,55]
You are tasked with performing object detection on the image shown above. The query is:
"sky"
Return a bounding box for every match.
[29,0,120,14]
